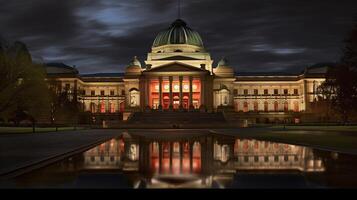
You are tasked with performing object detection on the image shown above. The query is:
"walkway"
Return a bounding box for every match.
[0,129,122,177]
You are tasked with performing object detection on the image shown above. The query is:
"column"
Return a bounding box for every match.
[189,142,194,173]
[200,76,205,109]
[179,76,183,109]
[169,76,173,110]
[180,142,183,173]
[189,76,193,110]
[159,76,163,110]
[159,142,163,173]
[170,142,173,172]
[145,79,149,108]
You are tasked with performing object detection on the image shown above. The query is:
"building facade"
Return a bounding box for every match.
[46,19,327,122]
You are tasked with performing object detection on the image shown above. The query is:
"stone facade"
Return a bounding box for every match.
[45,19,328,123]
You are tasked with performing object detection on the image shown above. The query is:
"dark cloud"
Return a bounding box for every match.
[0,0,356,73]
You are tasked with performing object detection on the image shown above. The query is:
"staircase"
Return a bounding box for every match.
[127,111,227,125]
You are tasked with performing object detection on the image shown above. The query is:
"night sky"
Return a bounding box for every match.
[1,0,356,74]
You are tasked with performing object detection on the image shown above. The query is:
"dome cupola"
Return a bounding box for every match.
[152,19,204,48]
[214,58,234,77]
[125,56,142,75]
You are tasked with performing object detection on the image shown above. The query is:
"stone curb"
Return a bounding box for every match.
[0,135,115,180]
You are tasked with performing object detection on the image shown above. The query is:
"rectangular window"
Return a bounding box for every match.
[100,90,105,96]
[264,156,269,162]
[254,156,259,162]
[244,156,249,162]
[264,89,268,95]
[110,90,115,96]
[82,90,86,95]
[274,155,279,162]
[284,155,289,162]
[91,90,95,96]
[121,90,125,95]
[274,89,279,95]
[65,83,70,90]
[254,89,258,95]
[284,89,288,95]
[244,89,248,95]
[233,89,238,95]
[294,89,298,95]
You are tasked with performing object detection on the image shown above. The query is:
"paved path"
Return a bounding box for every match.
[0,129,122,176]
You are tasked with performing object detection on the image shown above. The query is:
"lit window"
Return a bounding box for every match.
[193,85,198,90]
[164,84,169,90]
[100,102,106,113]
[110,102,115,113]
[294,89,298,95]
[183,85,189,90]
[154,85,159,91]
[174,85,179,90]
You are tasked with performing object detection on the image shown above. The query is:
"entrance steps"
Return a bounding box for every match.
[127,111,227,125]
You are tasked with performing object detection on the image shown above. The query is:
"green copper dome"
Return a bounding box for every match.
[153,19,204,48]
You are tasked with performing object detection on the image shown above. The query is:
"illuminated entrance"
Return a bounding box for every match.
[149,141,201,174]
[149,76,201,110]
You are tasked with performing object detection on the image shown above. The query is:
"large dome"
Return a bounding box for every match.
[152,19,204,48]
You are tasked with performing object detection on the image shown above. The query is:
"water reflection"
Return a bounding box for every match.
[77,132,325,188]
[8,131,357,188]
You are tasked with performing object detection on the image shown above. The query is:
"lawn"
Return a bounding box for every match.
[215,127,357,155]
[0,126,86,134]
[270,125,357,132]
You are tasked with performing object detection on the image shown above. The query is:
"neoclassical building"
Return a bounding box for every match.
[46,19,327,123]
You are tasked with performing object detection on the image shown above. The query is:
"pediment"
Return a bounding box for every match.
[146,62,206,72]
[157,56,202,60]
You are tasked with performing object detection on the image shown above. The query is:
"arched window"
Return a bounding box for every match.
[294,101,299,112]
[100,102,106,113]
[235,102,239,112]
[243,102,249,112]
[119,102,125,112]
[90,103,96,113]
[274,101,279,112]
[109,102,115,113]
[284,101,289,112]
[264,101,269,112]
[253,101,258,112]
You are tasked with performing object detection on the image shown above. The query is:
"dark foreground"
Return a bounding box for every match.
[1,129,357,188]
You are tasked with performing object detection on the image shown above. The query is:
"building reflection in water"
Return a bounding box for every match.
[81,133,325,188]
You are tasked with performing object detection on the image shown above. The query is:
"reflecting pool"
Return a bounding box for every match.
[2,131,357,188]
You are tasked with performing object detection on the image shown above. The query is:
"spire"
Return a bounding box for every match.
[178,0,181,19]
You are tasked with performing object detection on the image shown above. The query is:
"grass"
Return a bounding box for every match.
[222,127,357,154]
[270,125,357,132]
[0,126,86,134]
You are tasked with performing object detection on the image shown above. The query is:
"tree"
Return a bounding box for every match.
[0,40,51,124]
[320,16,357,123]
[47,79,82,125]
[323,65,356,123]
